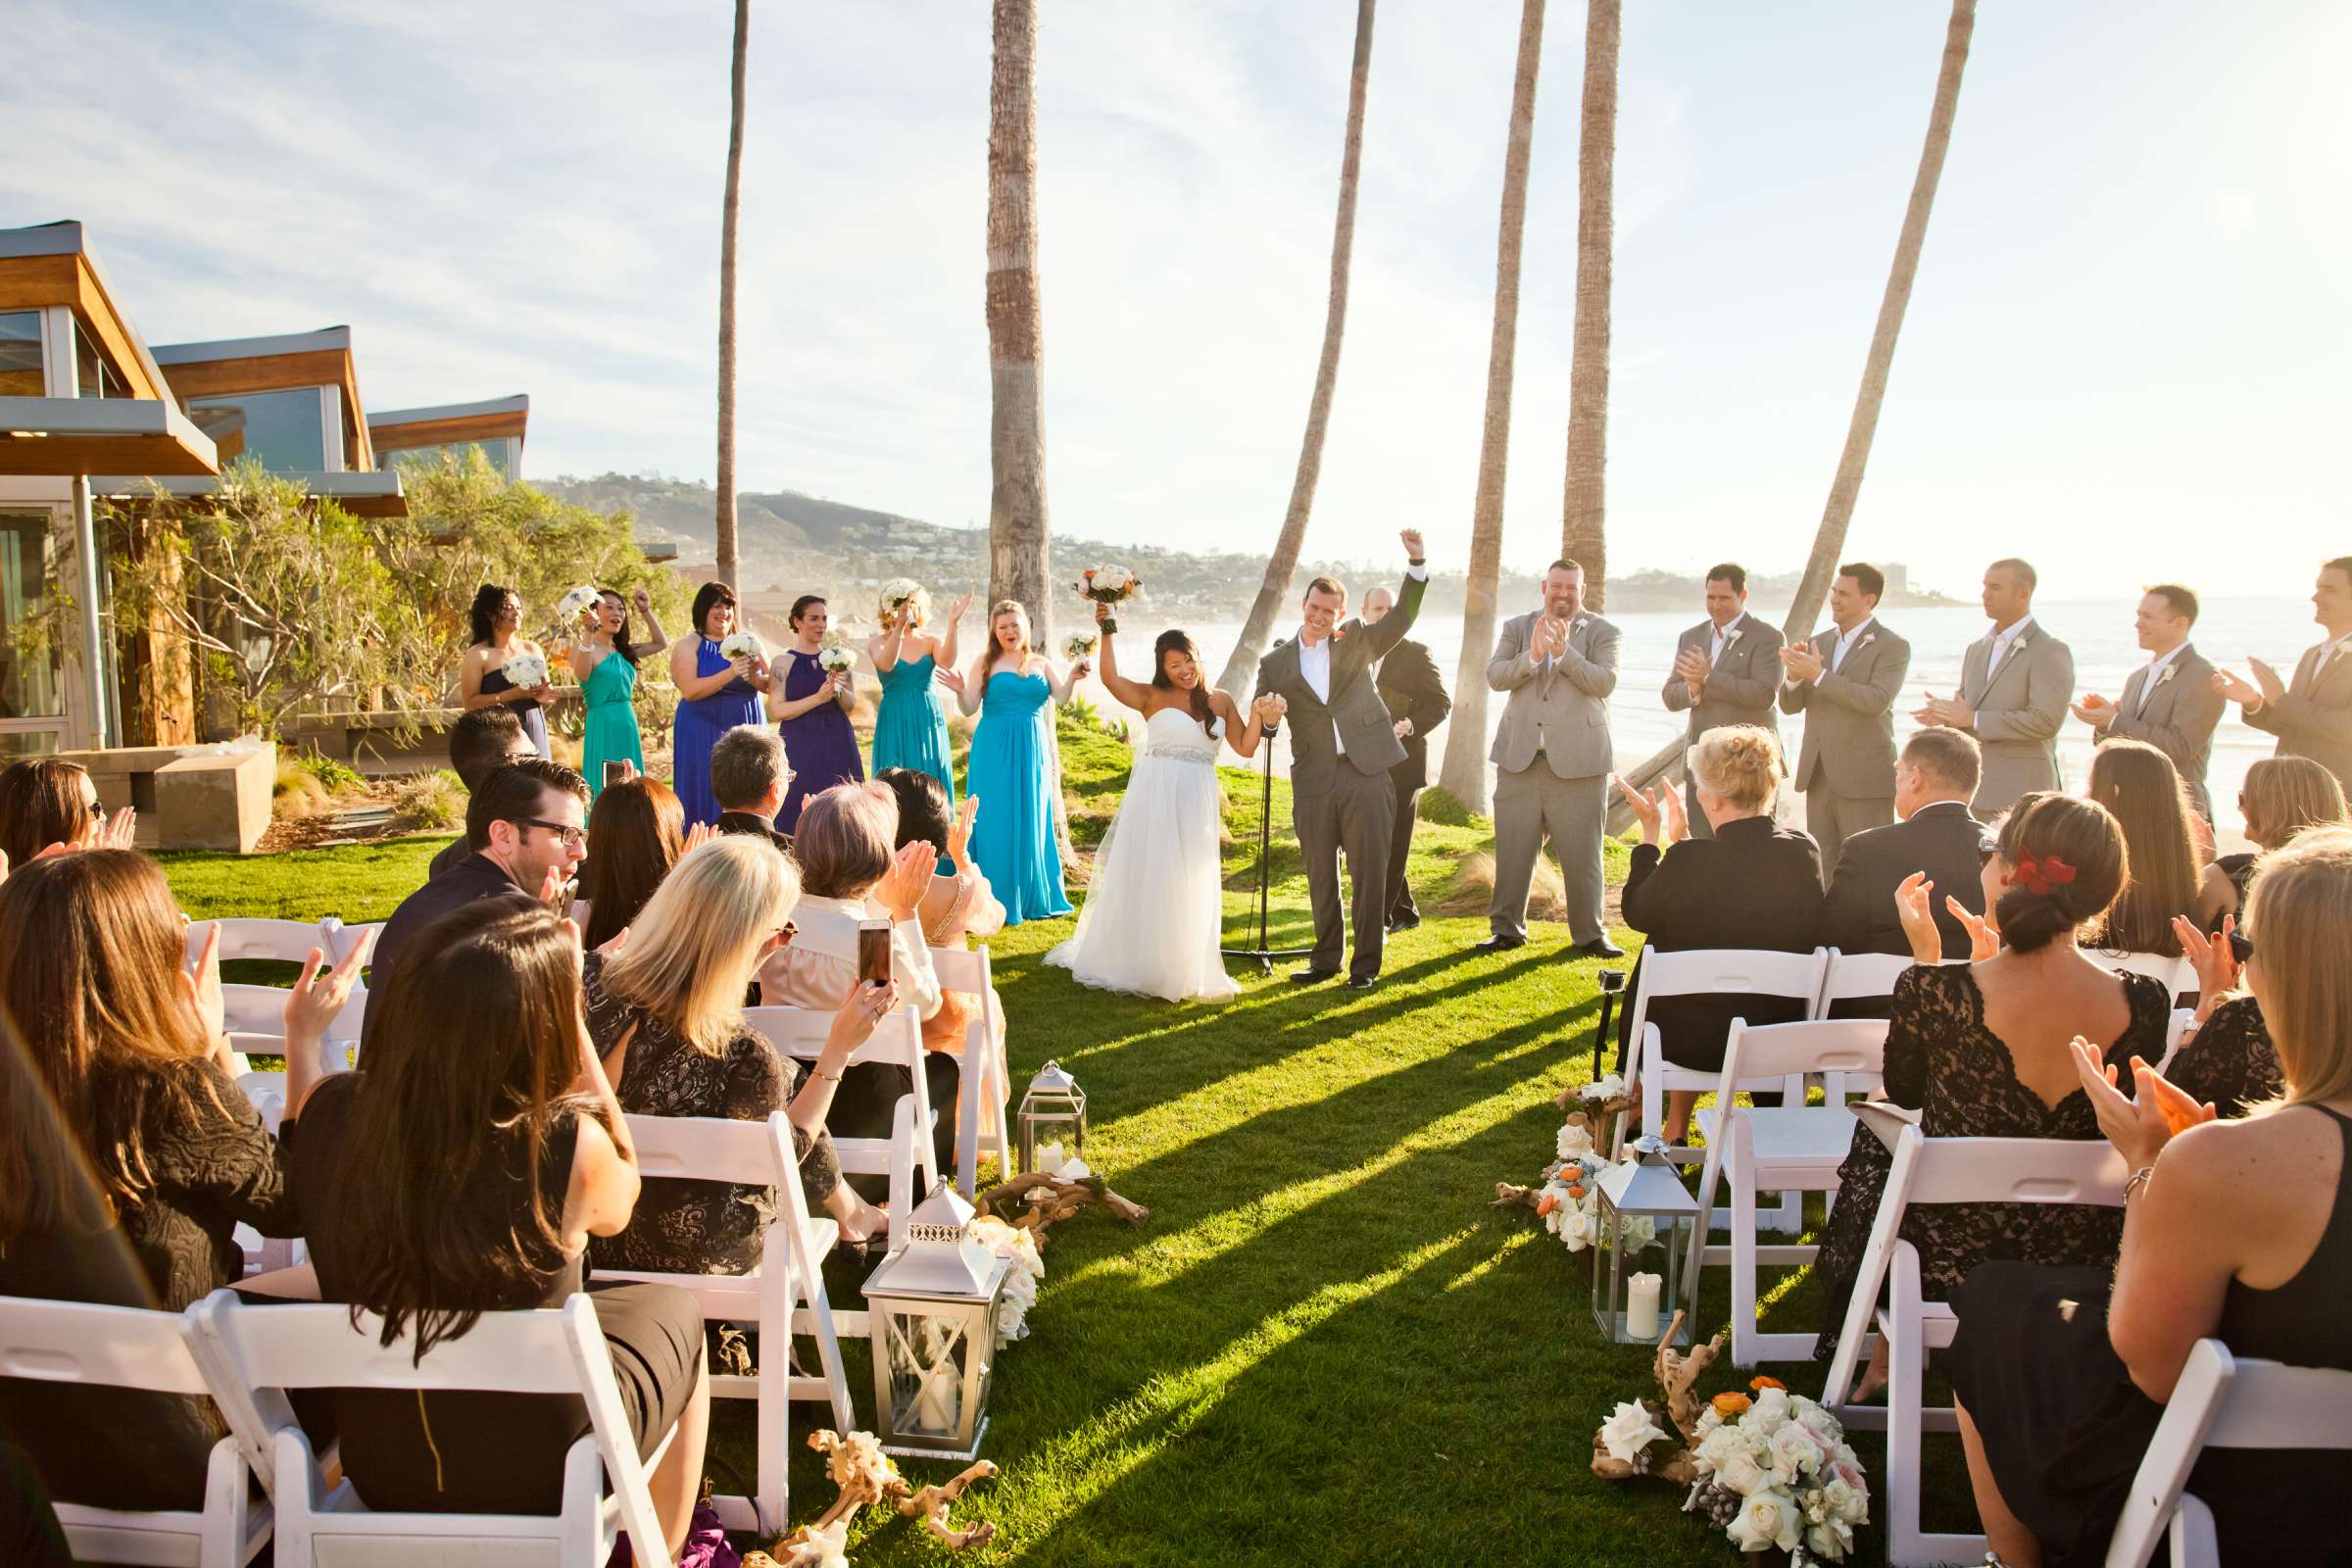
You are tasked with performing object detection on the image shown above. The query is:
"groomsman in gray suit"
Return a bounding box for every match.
[1480,559,1622,956]
[1663,564,1784,839]
[2216,556,2352,795]
[2072,584,2225,822]
[1777,561,1912,879]
[1915,557,2075,816]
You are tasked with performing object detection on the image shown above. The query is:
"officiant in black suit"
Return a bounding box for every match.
[1364,584,1450,934]
[1252,530,1430,990]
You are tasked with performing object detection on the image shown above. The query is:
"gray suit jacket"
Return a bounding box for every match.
[1960,622,2075,813]
[2246,639,2352,793]
[2099,645,2224,821]
[1487,610,1618,778]
[1778,620,1912,799]
[1254,571,1428,796]
[1663,614,1784,742]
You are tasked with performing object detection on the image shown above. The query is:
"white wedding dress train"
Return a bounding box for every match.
[1046,707,1238,1003]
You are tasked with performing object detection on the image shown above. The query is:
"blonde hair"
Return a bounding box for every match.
[979,599,1034,680]
[1689,725,1784,812]
[599,834,796,1055]
[2242,826,2352,1105]
[2241,756,2348,853]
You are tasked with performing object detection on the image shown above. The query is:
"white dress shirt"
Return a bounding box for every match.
[1985,614,2036,674]
[1830,615,1876,675]
[1707,612,1746,669]
[1293,562,1428,758]
[2132,641,2190,717]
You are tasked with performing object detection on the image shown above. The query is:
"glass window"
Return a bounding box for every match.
[0,312,42,396]
[382,437,513,477]
[189,387,327,470]
[0,512,63,720]
[74,320,125,399]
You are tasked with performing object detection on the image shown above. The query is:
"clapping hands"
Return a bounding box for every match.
[947,794,980,872]
[2212,659,2283,709]
[1611,776,1688,847]
[1779,643,1825,684]
[1890,872,1997,962]
[2071,693,2117,729]
[2172,913,2243,1018]
[874,839,937,920]
[2070,1042,2216,1171]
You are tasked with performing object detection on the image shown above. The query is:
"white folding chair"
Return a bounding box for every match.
[596,1110,857,1534]
[318,918,383,970]
[0,1294,271,1566]
[2095,949,2199,1004]
[1820,1128,2129,1568]
[745,1004,937,1247]
[1816,948,1916,1014]
[2101,1339,2352,1567]
[1614,947,1830,1171]
[1684,1016,1888,1366]
[186,918,333,967]
[187,1289,676,1568]
[930,944,1010,1197]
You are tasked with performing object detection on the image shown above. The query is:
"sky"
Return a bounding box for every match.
[6,0,2347,599]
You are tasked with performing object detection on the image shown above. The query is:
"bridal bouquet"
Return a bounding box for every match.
[878,577,927,627]
[1684,1381,1870,1563]
[719,632,763,664]
[1074,564,1142,633]
[555,584,603,625]
[500,649,550,691]
[816,630,858,675]
[1063,629,1099,662]
[1537,1126,1657,1257]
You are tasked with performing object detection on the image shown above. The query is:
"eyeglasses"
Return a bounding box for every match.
[515,816,587,849]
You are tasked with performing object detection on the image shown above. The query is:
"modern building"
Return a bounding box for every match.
[0,220,526,755]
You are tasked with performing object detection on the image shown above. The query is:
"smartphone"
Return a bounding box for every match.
[604,759,636,788]
[856,919,893,987]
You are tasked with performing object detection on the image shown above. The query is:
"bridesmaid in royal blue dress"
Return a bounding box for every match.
[773,595,865,833]
[943,600,1086,925]
[459,583,556,759]
[867,583,973,804]
[667,581,771,826]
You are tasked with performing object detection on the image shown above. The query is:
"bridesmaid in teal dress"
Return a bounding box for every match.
[943,600,1087,925]
[867,583,973,802]
[569,586,669,799]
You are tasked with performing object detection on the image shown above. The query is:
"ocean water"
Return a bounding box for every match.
[1066,596,2311,834]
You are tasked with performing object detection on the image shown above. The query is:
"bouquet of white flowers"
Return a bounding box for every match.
[556,584,603,625]
[500,650,549,691]
[816,630,858,675]
[877,577,927,628]
[1063,629,1099,662]
[1536,1139,1656,1257]
[1074,563,1142,633]
[1684,1380,1870,1563]
[969,1215,1046,1348]
[719,632,762,664]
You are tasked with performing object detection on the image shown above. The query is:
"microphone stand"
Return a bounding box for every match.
[1221,720,1316,975]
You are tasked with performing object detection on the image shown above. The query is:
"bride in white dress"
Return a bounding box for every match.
[1047,604,1263,1002]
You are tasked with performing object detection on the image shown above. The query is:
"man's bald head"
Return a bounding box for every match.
[1362,587,1396,624]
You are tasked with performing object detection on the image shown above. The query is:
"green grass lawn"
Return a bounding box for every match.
[159,715,1974,1565]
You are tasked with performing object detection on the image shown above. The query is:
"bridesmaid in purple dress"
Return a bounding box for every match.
[773,594,863,833]
[667,582,771,825]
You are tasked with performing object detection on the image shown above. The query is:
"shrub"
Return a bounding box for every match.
[271,763,335,822]
[1418,787,1481,827]
[294,750,366,796]
[391,769,466,832]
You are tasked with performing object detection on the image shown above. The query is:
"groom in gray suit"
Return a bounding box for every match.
[1253,529,1430,990]
[1663,564,1785,839]
[1915,557,2075,815]
[1482,559,1622,956]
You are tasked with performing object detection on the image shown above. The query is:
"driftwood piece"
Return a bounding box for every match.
[1654,1309,1725,1445]
[975,1170,1150,1238]
[895,1459,1000,1548]
[1492,1181,1541,1210]
[766,1432,998,1562]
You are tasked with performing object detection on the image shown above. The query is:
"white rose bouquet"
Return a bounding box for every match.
[556,584,603,625]
[1596,1400,1678,1475]
[718,632,762,664]
[1683,1379,1868,1563]
[1063,629,1100,662]
[970,1215,1045,1348]
[1074,563,1142,633]
[816,629,858,676]
[500,650,549,692]
[877,577,928,629]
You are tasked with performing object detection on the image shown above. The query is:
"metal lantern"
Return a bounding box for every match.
[1590,1134,1698,1347]
[860,1183,1011,1461]
[1016,1059,1088,1176]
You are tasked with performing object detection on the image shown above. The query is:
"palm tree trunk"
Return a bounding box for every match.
[1437,0,1547,814]
[1781,0,1975,642]
[714,0,749,591]
[1213,0,1376,698]
[987,0,1053,641]
[1558,0,1619,608]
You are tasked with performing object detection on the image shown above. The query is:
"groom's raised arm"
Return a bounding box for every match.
[1354,529,1430,662]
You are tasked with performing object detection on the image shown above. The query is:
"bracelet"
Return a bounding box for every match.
[2124,1165,2155,1202]
[808,1067,842,1085]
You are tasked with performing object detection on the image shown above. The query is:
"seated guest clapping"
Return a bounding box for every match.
[878,767,1006,1054]
[585,834,892,1261]
[1947,827,2352,1567]
[711,723,795,854]
[759,780,956,1190]
[0,758,135,874]
[1811,793,2176,1396]
[370,759,588,991]
[2082,737,2200,959]
[1822,727,1994,964]
[578,775,688,951]
[1614,725,1825,1144]
[280,901,713,1554]
[2202,756,2346,927]
[0,850,363,1512]
[424,707,539,882]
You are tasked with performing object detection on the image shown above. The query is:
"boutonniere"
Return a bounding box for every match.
[1856,633,1876,650]
[1571,618,1587,633]
[2331,645,2347,664]
[2158,663,2179,686]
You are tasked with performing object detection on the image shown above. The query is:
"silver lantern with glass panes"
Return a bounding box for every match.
[1015,1058,1087,1176]
[859,1183,1011,1460]
[1590,1134,1697,1347]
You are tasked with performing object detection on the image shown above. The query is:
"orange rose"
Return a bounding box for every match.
[1711,1393,1751,1418]
[1749,1375,1786,1393]
[1564,1184,1586,1200]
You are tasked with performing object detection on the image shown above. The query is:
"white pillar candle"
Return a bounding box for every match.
[1037,1141,1065,1176]
[1626,1271,1662,1340]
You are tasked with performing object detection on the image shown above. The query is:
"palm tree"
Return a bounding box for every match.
[1780,0,1976,642]
[1214,0,1377,697]
[1437,0,1548,813]
[1558,0,1619,607]
[714,0,750,591]
[987,0,1053,639]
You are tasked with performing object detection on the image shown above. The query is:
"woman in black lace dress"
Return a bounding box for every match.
[1813,794,2173,1392]
[585,833,894,1273]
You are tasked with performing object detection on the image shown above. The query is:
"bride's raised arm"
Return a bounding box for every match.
[1095,611,1154,713]
[1214,689,1263,759]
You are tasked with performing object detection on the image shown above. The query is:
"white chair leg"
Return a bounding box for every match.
[2172,1494,2219,1567]
[1729,1129,1760,1368]
[955,1054,984,1200]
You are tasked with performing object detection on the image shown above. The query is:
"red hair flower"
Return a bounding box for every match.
[2014,855,2077,898]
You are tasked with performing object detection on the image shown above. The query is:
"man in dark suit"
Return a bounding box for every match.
[1363,584,1450,933]
[1777,561,1911,879]
[1664,564,1785,839]
[374,760,587,993]
[425,707,541,882]
[1252,530,1429,989]
[2217,556,2352,794]
[710,723,794,853]
[1820,727,1992,964]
